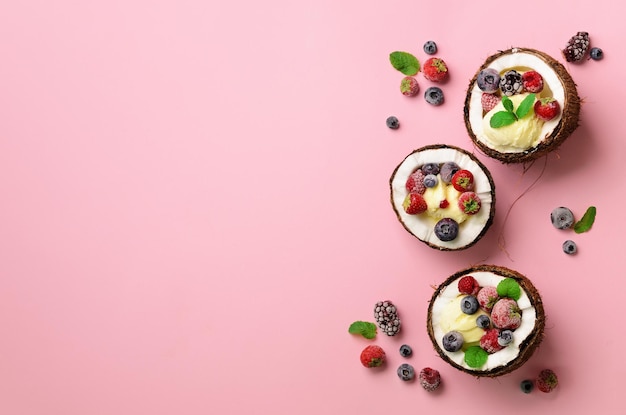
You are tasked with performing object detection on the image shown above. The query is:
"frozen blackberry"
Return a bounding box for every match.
[563,31,590,62]
[386,116,400,129]
[423,41,437,55]
[499,70,523,96]
[374,300,401,336]
[399,344,413,357]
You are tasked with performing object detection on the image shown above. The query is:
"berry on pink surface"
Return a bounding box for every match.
[400,76,420,96]
[536,369,559,393]
[360,345,386,368]
[418,367,441,391]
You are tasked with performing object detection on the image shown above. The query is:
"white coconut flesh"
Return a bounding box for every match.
[467,50,565,154]
[390,147,493,250]
[430,272,536,371]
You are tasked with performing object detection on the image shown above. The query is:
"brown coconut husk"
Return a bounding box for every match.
[426,265,545,377]
[389,144,496,251]
[463,48,581,164]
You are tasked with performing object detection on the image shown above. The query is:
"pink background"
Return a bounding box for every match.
[1,1,624,414]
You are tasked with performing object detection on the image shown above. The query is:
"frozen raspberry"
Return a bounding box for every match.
[522,70,544,93]
[477,286,499,312]
[481,93,500,112]
[418,367,441,392]
[491,298,522,330]
[458,275,480,296]
[480,328,503,354]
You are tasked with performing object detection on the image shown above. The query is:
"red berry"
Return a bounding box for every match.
[477,286,499,312]
[534,98,560,122]
[479,329,503,354]
[439,199,449,209]
[402,193,427,214]
[458,275,480,295]
[491,298,522,330]
[481,93,500,112]
[458,192,482,215]
[536,369,558,393]
[400,76,420,96]
[405,170,426,194]
[418,367,441,391]
[360,345,386,368]
[422,58,449,82]
[521,71,544,93]
[451,169,474,192]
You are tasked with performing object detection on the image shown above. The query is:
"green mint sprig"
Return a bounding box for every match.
[574,206,596,234]
[489,93,536,128]
[389,51,420,76]
[348,321,377,339]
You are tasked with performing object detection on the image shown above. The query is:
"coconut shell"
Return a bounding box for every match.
[464,48,581,164]
[389,144,496,251]
[427,265,545,377]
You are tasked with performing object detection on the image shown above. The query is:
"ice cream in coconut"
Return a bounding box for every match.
[427,265,545,377]
[464,48,581,164]
[390,145,495,251]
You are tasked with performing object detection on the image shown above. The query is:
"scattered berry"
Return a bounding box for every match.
[522,70,544,93]
[534,98,561,122]
[458,275,480,296]
[550,207,575,229]
[439,200,449,209]
[360,345,386,368]
[440,162,460,183]
[405,169,427,194]
[476,315,491,329]
[458,192,481,215]
[520,379,534,394]
[421,163,440,175]
[480,328,503,353]
[590,47,603,60]
[434,218,459,241]
[477,286,499,312]
[399,344,413,357]
[422,58,449,82]
[397,363,415,381]
[423,41,438,55]
[499,70,523,96]
[536,369,559,393]
[481,93,500,112]
[460,295,479,315]
[498,329,514,346]
[563,240,577,255]
[562,31,590,62]
[423,174,438,188]
[424,87,444,106]
[386,116,400,129]
[476,68,501,93]
[442,331,464,352]
[418,367,441,392]
[374,300,401,336]
[400,76,420,97]
[491,298,522,330]
[403,192,428,214]
[451,169,474,192]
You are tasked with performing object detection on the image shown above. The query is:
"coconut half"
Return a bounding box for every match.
[427,265,545,377]
[389,144,495,251]
[464,48,581,164]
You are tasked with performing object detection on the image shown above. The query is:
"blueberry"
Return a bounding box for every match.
[434,218,458,241]
[399,344,413,357]
[563,240,577,255]
[423,174,438,188]
[442,331,464,352]
[498,329,514,346]
[476,68,501,93]
[386,116,400,129]
[476,315,491,329]
[423,40,437,55]
[397,363,415,381]
[440,162,460,183]
[590,47,603,60]
[520,379,534,394]
[421,163,440,175]
[424,87,444,106]
[460,295,479,314]
[550,207,575,229]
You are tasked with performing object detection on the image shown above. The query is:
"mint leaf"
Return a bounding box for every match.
[464,346,488,368]
[489,111,517,128]
[389,51,420,76]
[516,93,536,119]
[348,321,377,339]
[496,278,521,300]
[502,96,514,113]
[574,206,596,234]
